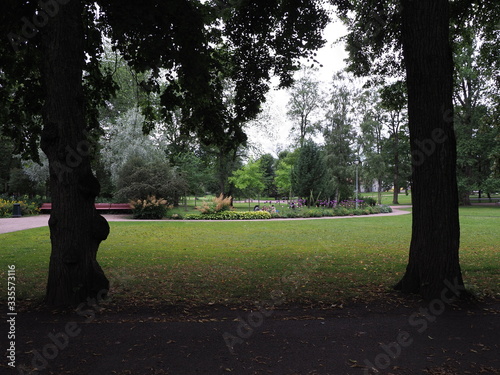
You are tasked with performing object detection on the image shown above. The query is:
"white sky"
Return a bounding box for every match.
[246,18,349,158]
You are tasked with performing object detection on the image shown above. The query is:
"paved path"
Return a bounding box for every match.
[0,206,411,235]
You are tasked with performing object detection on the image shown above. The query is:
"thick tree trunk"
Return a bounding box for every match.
[40,0,109,307]
[395,0,465,300]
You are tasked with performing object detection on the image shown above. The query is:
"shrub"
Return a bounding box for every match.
[333,207,349,216]
[303,209,323,218]
[0,198,40,218]
[197,194,232,214]
[379,204,393,213]
[185,211,271,220]
[362,197,377,206]
[129,196,170,219]
[115,156,187,205]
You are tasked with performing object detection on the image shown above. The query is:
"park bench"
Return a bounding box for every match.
[40,203,131,212]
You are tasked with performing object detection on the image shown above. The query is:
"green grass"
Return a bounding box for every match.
[360,192,413,205]
[0,206,498,306]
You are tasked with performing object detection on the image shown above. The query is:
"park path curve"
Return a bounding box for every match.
[0,206,411,234]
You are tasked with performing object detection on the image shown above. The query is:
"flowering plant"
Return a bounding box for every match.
[129,195,170,219]
[197,194,233,214]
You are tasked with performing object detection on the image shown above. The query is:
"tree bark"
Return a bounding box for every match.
[395,0,465,299]
[377,177,382,205]
[392,132,400,204]
[40,0,109,307]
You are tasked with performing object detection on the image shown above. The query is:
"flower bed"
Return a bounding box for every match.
[179,205,392,220]
[184,211,272,220]
[0,197,40,218]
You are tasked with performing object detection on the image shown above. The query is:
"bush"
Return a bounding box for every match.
[169,213,184,220]
[0,197,40,217]
[333,207,349,216]
[302,209,323,218]
[197,194,232,214]
[185,211,271,220]
[115,156,187,205]
[362,197,377,206]
[379,205,393,213]
[129,196,170,219]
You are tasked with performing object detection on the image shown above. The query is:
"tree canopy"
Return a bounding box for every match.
[0,0,329,306]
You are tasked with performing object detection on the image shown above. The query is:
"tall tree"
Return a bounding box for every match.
[229,159,266,199]
[379,81,408,204]
[359,89,386,204]
[1,0,328,306]
[452,19,499,204]
[287,67,323,147]
[395,0,463,298]
[292,141,325,203]
[322,72,358,202]
[331,0,498,298]
[40,1,111,305]
[275,149,300,199]
[258,154,278,198]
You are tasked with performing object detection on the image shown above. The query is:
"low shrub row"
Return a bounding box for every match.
[171,205,392,220]
[184,211,272,220]
[269,204,392,218]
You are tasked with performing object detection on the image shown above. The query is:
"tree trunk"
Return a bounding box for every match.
[394,0,465,300]
[392,133,400,204]
[377,177,382,205]
[40,0,109,307]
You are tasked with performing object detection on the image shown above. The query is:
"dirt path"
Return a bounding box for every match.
[3,299,499,375]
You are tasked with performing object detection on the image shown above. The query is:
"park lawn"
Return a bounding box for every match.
[359,192,413,205]
[0,206,498,307]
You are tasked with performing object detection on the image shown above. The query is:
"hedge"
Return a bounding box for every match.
[184,211,272,220]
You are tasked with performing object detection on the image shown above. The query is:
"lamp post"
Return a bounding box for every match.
[354,159,361,209]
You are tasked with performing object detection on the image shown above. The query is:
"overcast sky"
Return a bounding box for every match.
[246,18,349,158]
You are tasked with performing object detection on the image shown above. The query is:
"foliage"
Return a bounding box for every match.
[322,72,358,202]
[186,210,271,220]
[452,22,499,203]
[379,204,393,213]
[257,154,278,198]
[287,67,323,147]
[100,108,161,186]
[0,134,15,193]
[115,155,187,205]
[129,195,170,220]
[275,149,300,198]
[292,141,325,200]
[0,197,40,218]
[362,197,377,206]
[229,159,265,198]
[171,151,216,196]
[197,194,233,215]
